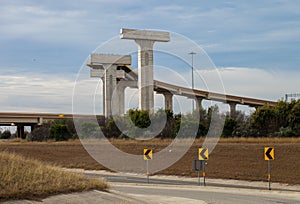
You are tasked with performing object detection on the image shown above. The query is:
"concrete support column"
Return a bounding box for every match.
[163,92,173,111]
[120,28,170,113]
[101,77,105,116]
[86,54,131,118]
[229,102,237,117]
[38,117,43,125]
[117,85,126,116]
[250,105,258,111]
[31,125,35,132]
[103,64,117,118]
[17,125,25,139]
[196,97,204,110]
[135,40,154,112]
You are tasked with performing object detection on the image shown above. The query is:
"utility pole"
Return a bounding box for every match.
[189,52,196,112]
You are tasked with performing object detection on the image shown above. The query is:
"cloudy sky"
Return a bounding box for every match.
[0,0,299,114]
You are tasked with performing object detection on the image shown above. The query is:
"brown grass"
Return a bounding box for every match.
[109,137,300,146]
[217,137,300,143]
[0,151,108,201]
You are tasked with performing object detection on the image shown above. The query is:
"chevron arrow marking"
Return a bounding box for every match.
[264,147,274,160]
[198,148,209,160]
[144,149,152,160]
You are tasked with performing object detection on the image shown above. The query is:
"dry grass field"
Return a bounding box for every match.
[0,151,108,201]
[0,138,299,185]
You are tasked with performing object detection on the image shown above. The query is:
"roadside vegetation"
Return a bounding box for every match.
[1,99,299,141]
[97,99,300,138]
[0,151,108,201]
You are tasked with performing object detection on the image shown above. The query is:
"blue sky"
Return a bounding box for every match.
[0,0,299,114]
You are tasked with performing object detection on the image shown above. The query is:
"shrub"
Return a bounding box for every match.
[27,125,50,142]
[79,122,100,138]
[0,130,11,139]
[50,123,71,141]
[222,118,237,138]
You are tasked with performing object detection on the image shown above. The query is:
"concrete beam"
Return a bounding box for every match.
[0,118,39,124]
[120,28,170,42]
[87,54,131,67]
[117,80,138,89]
[90,69,125,79]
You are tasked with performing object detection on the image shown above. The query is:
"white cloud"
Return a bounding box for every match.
[0,1,299,115]
[0,4,89,44]
[0,66,298,115]
[203,67,300,101]
[0,73,76,113]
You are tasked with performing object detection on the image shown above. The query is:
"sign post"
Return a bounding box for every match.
[202,160,206,186]
[146,159,149,184]
[198,148,209,186]
[264,147,274,190]
[144,149,152,184]
[192,159,202,185]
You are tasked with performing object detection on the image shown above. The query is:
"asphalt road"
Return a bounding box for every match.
[81,170,300,204]
[85,172,299,192]
[112,184,300,204]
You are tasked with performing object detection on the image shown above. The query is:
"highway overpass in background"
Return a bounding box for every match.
[87,28,278,118]
[0,28,279,138]
[0,112,105,139]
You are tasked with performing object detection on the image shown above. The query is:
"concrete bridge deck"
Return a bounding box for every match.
[0,112,105,139]
[90,64,277,116]
[0,112,74,126]
[154,80,277,107]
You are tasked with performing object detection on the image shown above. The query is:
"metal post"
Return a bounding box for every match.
[189,52,196,112]
[268,160,271,190]
[198,169,200,186]
[147,160,149,184]
[203,161,206,186]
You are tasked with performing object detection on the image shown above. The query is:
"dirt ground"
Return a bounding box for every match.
[0,138,299,185]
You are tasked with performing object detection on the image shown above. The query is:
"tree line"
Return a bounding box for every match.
[104,99,300,139]
[1,99,299,141]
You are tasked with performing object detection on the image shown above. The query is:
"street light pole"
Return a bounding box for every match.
[189,51,196,112]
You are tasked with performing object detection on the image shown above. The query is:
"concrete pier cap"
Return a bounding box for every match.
[120,28,170,42]
[87,54,131,68]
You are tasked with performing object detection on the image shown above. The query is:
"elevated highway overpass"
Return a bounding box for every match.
[87,28,277,118]
[90,64,277,117]
[0,112,105,139]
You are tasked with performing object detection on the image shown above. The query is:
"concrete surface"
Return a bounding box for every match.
[113,184,300,204]
[4,169,300,204]
[2,190,140,204]
[2,189,205,204]
[69,168,300,192]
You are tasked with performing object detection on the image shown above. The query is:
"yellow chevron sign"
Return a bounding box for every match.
[264,147,275,160]
[198,148,209,160]
[144,149,152,160]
